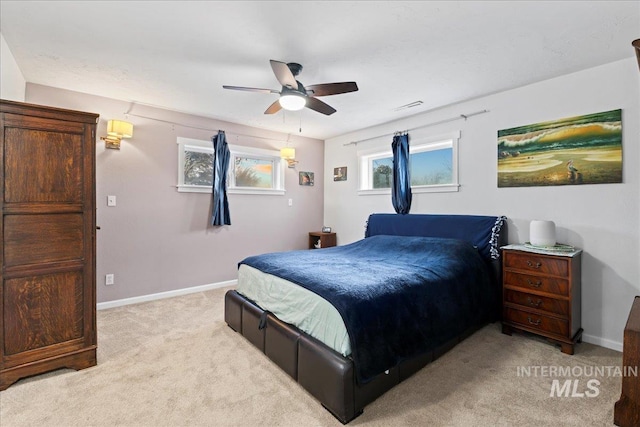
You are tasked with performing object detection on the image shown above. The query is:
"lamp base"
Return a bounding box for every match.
[101,136,121,150]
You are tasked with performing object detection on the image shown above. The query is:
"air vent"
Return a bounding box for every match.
[393,101,423,111]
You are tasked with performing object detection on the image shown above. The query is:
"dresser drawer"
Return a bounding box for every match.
[504,289,569,316]
[504,251,569,276]
[504,307,569,337]
[504,271,569,296]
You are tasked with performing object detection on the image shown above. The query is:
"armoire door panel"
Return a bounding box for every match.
[3,271,84,356]
[4,213,84,267]
[4,127,83,203]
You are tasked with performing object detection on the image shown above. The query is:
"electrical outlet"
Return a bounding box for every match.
[105,274,114,285]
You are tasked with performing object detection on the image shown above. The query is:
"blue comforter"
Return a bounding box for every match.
[239,234,494,384]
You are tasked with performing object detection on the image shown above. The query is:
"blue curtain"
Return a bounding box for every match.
[211,130,231,226]
[391,133,412,214]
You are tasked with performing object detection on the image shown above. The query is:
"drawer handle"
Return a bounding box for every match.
[527,279,543,288]
[527,317,542,326]
[526,297,543,308]
[526,260,542,269]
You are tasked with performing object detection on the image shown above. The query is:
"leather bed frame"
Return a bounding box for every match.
[224,223,507,423]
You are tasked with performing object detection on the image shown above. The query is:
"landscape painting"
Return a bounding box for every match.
[497,109,622,187]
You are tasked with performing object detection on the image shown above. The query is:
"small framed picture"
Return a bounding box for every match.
[333,167,347,181]
[322,226,332,233]
[299,171,314,186]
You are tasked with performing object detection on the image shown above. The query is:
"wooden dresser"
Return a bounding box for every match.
[501,244,582,354]
[614,296,640,427]
[0,100,98,390]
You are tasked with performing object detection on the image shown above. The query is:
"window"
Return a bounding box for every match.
[183,145,214,187]
[358,131,460,195]
[177,137,285,195]
[227,146,286,194]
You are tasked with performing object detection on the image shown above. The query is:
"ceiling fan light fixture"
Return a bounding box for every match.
[223,60,357,116]
[279,94,306,111]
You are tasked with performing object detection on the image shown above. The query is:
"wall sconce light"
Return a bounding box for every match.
[101,120,133,150]
[280,147,298,168]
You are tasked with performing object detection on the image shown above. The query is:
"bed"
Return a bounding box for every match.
[225,213,507,423]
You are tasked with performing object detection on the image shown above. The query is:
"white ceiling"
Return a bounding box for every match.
[1,1,638,140]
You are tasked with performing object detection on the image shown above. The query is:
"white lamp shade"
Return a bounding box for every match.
[530,220,556,247]
[280,147,295,159]
[107,120,133,138]
[279,95,306,111]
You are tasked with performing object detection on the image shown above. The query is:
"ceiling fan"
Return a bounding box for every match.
[223,60,358,116]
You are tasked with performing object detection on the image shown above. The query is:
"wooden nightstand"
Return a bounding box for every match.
[308,232,336,249]
[501,244,582,354]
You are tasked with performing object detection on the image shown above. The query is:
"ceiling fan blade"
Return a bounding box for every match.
[305,82,359,97]
[223,85,280,94]
[305,97,336,115]
[264,100,282,115]
[270,60,298,89]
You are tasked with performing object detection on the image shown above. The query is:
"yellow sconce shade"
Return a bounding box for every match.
[107,120,133,138]
[102,120,134,150]
[280,147,298,168]
[280,147,295,159]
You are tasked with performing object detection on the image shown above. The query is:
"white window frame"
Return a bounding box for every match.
[176,137,286,195]
[357,130,460,195]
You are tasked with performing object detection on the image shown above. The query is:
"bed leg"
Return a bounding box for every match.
[322,404,363,424]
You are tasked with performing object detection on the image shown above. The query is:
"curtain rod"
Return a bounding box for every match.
[343,109,490,146]
[124,112,293,144]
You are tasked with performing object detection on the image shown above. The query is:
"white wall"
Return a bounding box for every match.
[26,84,325,304]
[0,33,26,101]
[324,58,639,351]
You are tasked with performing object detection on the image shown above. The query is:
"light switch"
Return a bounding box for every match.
[288,198,293,207]
[107,195,116,207]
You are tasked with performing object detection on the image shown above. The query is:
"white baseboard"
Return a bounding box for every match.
[582,333,622,353]
[96,279,237,310]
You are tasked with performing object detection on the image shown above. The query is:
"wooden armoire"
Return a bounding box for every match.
[0,99,98,390]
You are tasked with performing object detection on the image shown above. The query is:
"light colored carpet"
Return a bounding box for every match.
[0,286,623,426]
